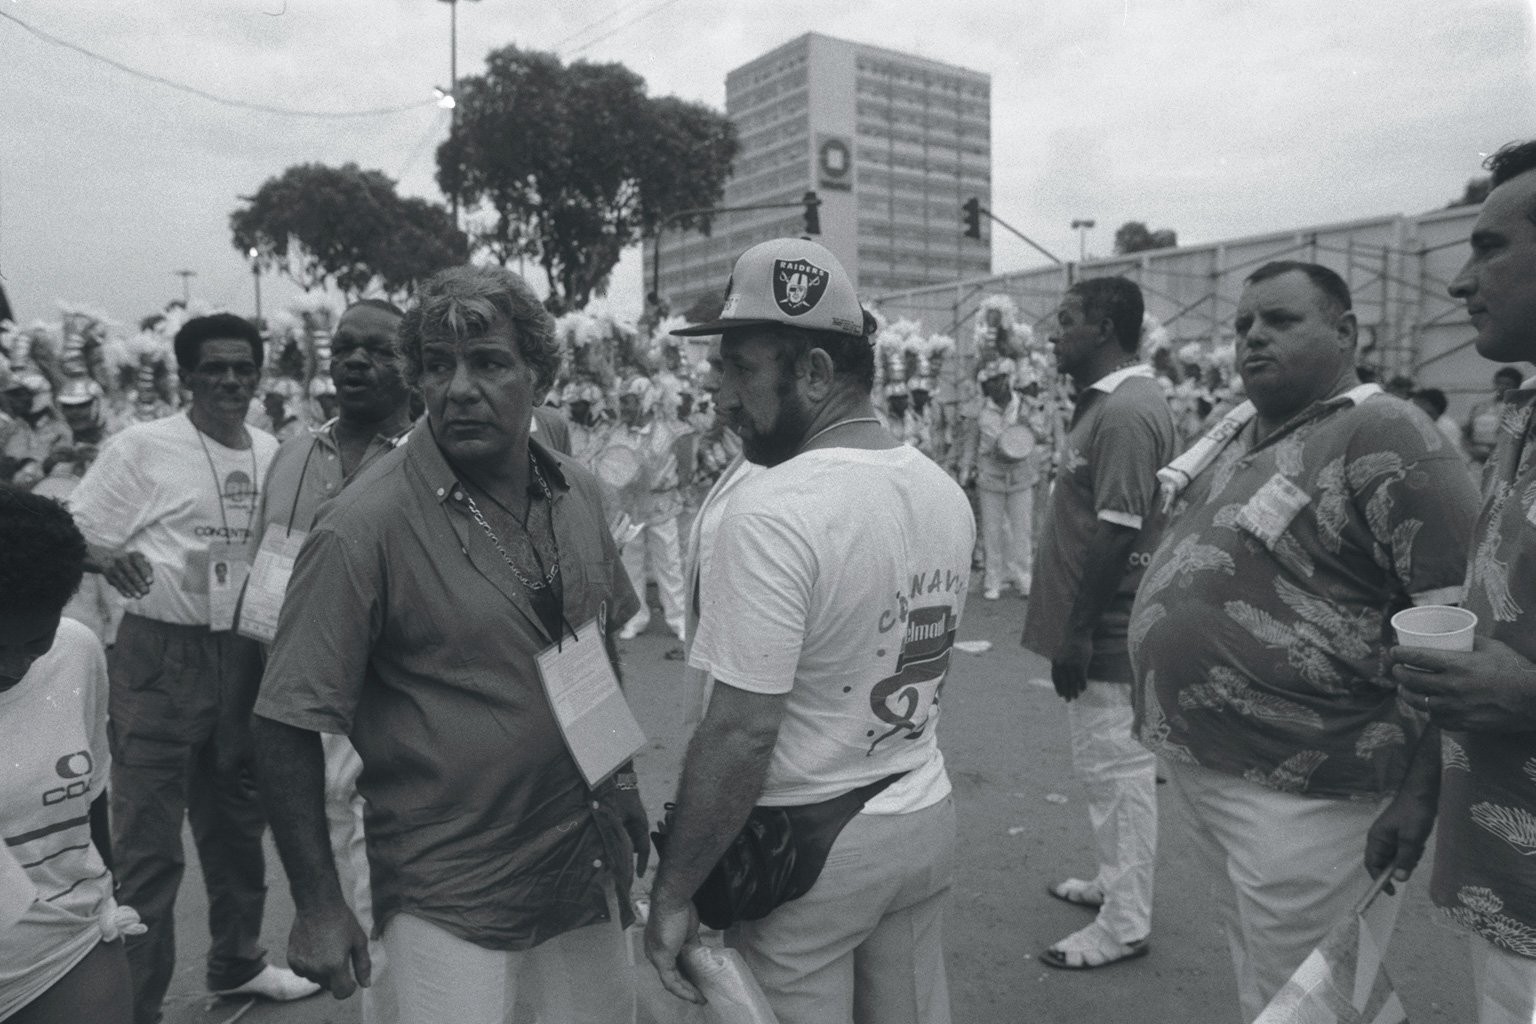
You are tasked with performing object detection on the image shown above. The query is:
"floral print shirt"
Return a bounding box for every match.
[1131,391,1479,798]
[1433,383,1536,956]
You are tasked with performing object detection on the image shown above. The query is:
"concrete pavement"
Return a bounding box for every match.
[156,583,1473,1023]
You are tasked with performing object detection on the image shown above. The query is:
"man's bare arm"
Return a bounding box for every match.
[1365,722,1441,884]
[652,684,786,903]
[645,684,786,1002]
[252,716,370,998]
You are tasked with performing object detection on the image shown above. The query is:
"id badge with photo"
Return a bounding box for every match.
[236,526,308,643]
[535,617,646,788]
[207,540,251,633]
[1235,473,1311,549]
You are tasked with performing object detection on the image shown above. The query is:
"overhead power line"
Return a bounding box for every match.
[0,9,435,119]
[564,0,686,56]
[549,0,652,53]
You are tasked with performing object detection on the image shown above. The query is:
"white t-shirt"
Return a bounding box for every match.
[70,413,278,626]
[689,445,976,814]
[0,619,112,1019]
[682,455,761,725]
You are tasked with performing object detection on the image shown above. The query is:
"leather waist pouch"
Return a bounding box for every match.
[652,771,908,931]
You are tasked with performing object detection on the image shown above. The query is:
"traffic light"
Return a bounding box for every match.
[801,190,821,235]
[962,197,982,239]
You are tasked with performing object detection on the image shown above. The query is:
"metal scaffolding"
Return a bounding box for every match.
[868,204,1510,417]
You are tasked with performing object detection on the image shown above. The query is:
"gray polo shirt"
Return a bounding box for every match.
[255,417,641,950]
[1022,365,1177,682]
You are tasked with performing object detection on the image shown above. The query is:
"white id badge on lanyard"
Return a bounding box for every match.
[207,541,251,633]
[1235,473,1311,549]
[535,617,646,788]
[236,526,308,643]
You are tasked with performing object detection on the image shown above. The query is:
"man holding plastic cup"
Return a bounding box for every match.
[1390,140,1536,1023]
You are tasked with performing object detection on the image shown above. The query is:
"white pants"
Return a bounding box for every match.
[1162,760,1400,1022]
[1472,937,1536,1024]
[621,516,686,639]
[977,487,1032,592]
[377,885,633,1024]
[1065,682,1157,945]
[322,733,392,1024]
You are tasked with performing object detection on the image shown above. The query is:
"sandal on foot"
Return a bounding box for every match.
[1039,924,1149,971]
[1046,877,1104,910]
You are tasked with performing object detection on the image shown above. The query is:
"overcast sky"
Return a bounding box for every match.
[2,0,1532,328]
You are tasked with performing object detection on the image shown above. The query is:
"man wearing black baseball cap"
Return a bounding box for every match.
[646,239,976,1024]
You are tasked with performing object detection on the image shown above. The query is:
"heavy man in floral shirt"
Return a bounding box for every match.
[1130,261,1479,1021]
[1391,140,1536,1024]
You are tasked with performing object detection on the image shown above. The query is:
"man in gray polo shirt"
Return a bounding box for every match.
[1022,276,1176,970]
[253,265,649,1024]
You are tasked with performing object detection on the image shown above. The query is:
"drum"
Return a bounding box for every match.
[593,444,643,490]
[995,423,1037,462]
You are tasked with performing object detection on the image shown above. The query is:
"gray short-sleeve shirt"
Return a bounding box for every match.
[1023,366,1177,681]
[255,418,641,950]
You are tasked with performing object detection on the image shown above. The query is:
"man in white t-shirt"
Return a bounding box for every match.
[70,313,317,1024]
[646,239,976,1024]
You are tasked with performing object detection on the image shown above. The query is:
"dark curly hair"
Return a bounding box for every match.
[398,265,560,396]
[0,485,88,618]
[173,313,265,375]
[1487,140,1536,189]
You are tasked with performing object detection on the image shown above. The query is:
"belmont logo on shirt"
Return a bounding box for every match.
[773,259,828,317]
[867,604,956,754]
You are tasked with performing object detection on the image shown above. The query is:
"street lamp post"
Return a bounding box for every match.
[248,248,262,326]
[173,269,197,306]
[1071,218,1096,262]
[437,0,481,228]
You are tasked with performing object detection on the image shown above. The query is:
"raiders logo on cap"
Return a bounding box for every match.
[773,259,828,317]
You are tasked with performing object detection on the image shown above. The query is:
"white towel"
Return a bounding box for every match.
[1157,401,1256,513]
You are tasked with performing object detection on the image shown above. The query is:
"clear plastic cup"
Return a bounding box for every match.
[1391,605,1477,652]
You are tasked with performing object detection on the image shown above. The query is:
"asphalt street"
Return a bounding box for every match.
[157,583,1474,1023]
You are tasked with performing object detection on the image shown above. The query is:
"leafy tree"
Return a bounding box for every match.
[376,196,468,297]
[1447,176,1491,208]
[1114,221,1178,255]
[231,163,466,300]
[438,46,737,311]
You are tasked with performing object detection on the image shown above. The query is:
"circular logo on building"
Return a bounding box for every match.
[819,138,850,179]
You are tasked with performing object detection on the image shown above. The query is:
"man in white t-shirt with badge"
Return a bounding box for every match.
[645,239,976,1024]
[70,313,318,1024]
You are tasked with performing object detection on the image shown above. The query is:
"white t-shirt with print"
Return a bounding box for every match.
[0,619,112,1019]
[689,445,976,815]
[70,413,277,626]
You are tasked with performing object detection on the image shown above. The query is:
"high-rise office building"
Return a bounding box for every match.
[647,33,991,315]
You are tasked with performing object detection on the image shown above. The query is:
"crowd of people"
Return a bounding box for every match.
[2,139,1535,1024]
